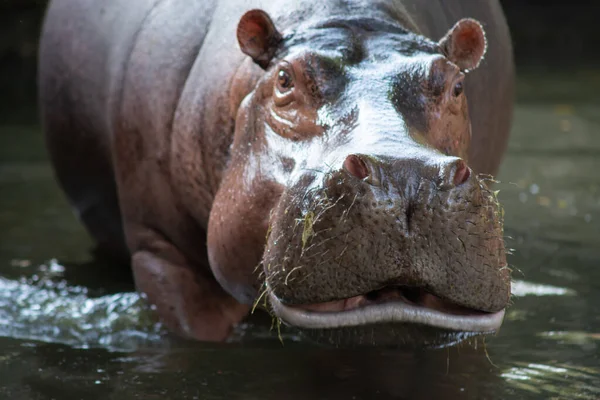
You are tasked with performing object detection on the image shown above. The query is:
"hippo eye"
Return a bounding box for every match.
[453,81,464,97]
[277,69,294,92]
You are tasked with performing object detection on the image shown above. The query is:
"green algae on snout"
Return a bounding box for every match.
[301,211,315,250]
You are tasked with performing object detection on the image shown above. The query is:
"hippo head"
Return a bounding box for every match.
[207,10,511,346]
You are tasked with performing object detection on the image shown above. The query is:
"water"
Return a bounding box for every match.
[1,72,599,399]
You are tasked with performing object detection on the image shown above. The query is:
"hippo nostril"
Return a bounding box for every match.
[452,160,471,187]
[344,155,369,180]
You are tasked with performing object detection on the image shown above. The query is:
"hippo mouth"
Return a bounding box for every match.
[268,285,505,333]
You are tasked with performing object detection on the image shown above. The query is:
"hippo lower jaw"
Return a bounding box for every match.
[268,285,505,333]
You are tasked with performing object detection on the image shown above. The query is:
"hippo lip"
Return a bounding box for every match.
[268,285,505,332]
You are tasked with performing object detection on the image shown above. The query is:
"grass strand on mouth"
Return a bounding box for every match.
[301,211,315,251]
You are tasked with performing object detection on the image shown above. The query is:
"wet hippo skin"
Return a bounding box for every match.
[39,0,514,345]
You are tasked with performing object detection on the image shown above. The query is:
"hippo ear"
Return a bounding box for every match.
[237,9,282,69]
[438,18,487,71]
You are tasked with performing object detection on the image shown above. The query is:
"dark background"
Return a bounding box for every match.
[1,0,599,123]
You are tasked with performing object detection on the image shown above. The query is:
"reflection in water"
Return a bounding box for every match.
[511,280,575,297]
[539,330,600,347]
[3,336,599,400]
[0,337,509,400]
[502,362,600,399]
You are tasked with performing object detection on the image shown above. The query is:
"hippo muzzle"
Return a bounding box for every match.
[264,152,509,336]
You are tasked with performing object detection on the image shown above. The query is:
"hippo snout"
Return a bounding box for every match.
[343,154,472,191]
[263,152,510,334]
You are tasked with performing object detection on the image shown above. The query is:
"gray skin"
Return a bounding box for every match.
[39,0,514,344]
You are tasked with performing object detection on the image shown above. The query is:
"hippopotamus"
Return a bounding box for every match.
[39,0,514,345]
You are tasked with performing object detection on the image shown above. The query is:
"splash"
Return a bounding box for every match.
[0,262,166,352]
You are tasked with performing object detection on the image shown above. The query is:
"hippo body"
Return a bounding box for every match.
[39,0,514,344]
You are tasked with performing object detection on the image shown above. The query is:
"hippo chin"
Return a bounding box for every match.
[40,0,514,346]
